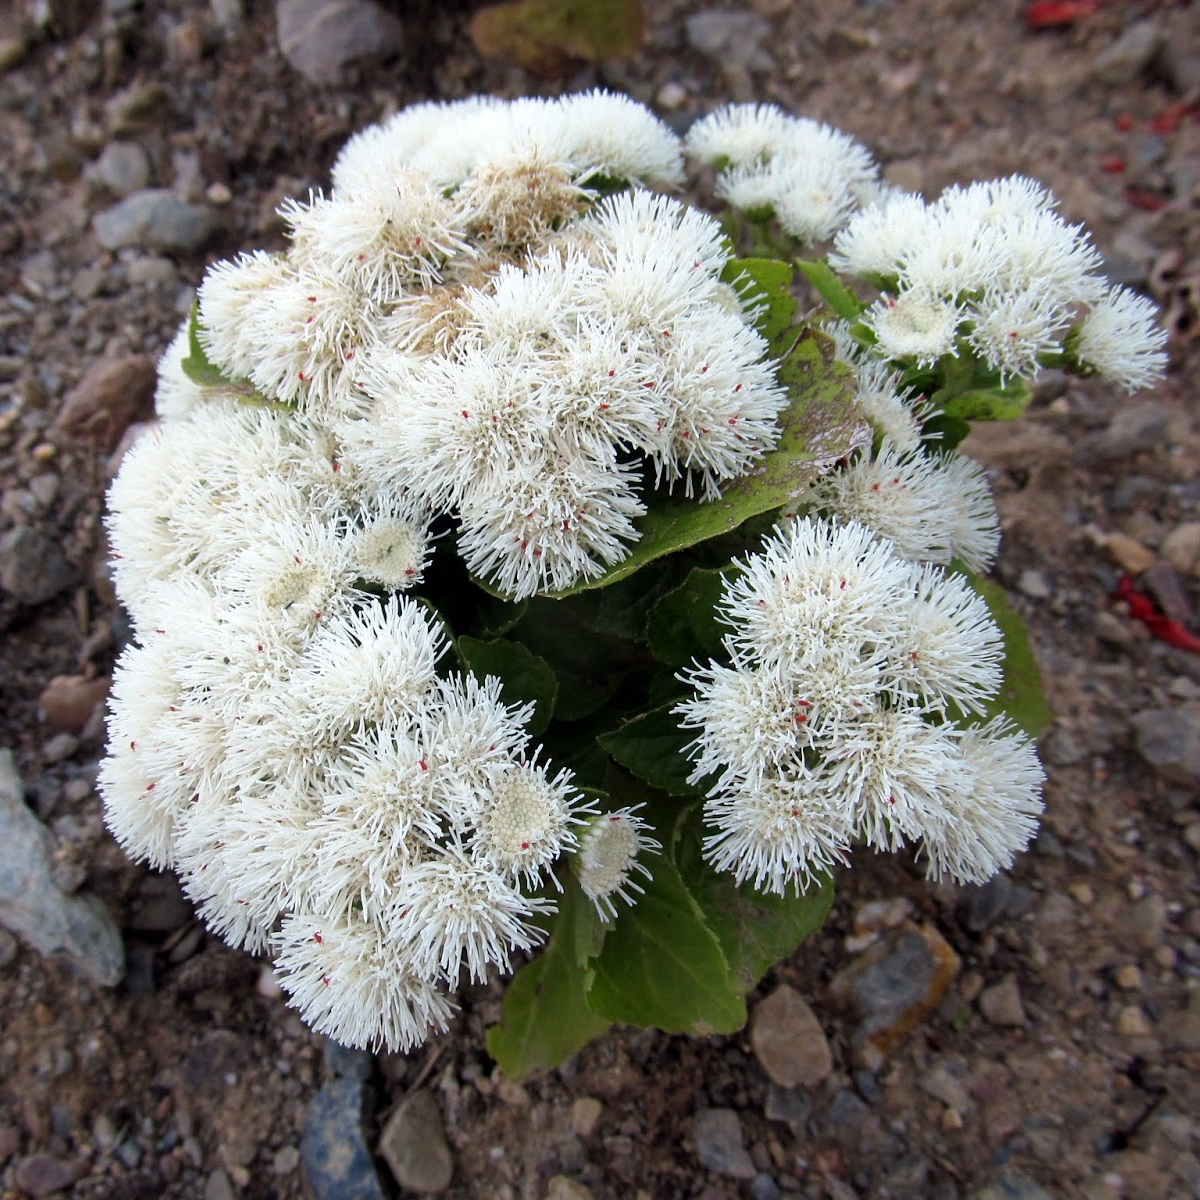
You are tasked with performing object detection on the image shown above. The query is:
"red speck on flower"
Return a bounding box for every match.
[461,409,470,418]
[322,974,331,986]
[733,383,743,393]
[607,369,615,377]
[790,807,801,817]
[728,416,738,425]
[1100,158,1127,175]
[521,841,530,850]
[306,295,317,303]
[871,481,881,492]
[599,402,610,410]
[313,932,324,944]
[145,782,157,792]
[345,352,354,361]
[130,740,137,750]
[700,364,709,374]
[839,578,847,589]
[609,815,622,823]
[419,759,428,771]
[404,567,416,576]
[256,643,264,652]
[643,381,656,388]
[331,459,340,471]
[298,371,307,381]
[153,628,166,635]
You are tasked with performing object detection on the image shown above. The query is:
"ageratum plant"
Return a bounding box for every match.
[100,93,1167,1073]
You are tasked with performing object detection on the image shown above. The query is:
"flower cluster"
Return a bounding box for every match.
[830,177,1168,387]
[188,93,787,599]
[676,518,1044,893]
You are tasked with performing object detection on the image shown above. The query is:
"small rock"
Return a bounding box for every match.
[959,873,1013,932]
[764,1083,810,1133]
[1117,1005,1154,1037]
[13,1154,86,1197]
[37,675,109,735]
[1017,569,1052,599]
[204,1169,235,1200]
[1184,822,1200,853]
[1114,964,1143,990]
[1130,708,1200,783]
[920,1058,973,1115]
[546,1177,595,1200]
[378,1088,453,1193]
[570,1097,602,1138]
[1095,402,1169,458]
[1099,531,1156,575]
[276,0,405,85]
[1117,892,1168,948]
[750,984,833,1088]
[127,871,192,932]
[0,928,17,967]
[692,1108,756,1180]
[301,1079,386,1200]
[1161,523,1200,579]
[1141,562,1194,624]
[41,732,78,764]
[0,527,75,606]
[271,1145,300,1175]
[978,974,1026,1027]
[969,1170,1053,1200]
[751,1173,782,1200]
[92,141,151,197]
[684,10,772,70]
[0,752,124,986]
[93,188,222,253]
[211,0,244,29]
[656,81,687,110]
[0,36,27,72]
[105,83,172,137]
[1042,727,1087,768]
[829,922,961,1067]
[1088,19,1163,86]
[56,354,157,452]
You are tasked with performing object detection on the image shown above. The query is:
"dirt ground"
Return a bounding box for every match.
[2,1,1200,1197]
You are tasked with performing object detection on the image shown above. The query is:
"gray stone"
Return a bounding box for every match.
[276,0,404,85]
[93,189,222,253]
[968,1169,1053,1200]
[829,923,960,1067]
[204,1169,235,1200]
[1017,569,1052,599]
[751,1173,782,1200]
[920,1058,973,1115]
[323,1037,373,1082]
[750,984,832,1088]
[211,0,244,29]
[1088,20,1163,86]
[1117,893,1168,948]
[958,873,1012,932]
[1131,707,1200,783]
[1095,402,1170,458]
[0,750,123,986]
[683,10,772,70]
[12,1154,86,1197]
[978,974,1027,1028]
[56,354,157,453]
[1162,523,1200,579]
[764,1083,810,1133]
[93,141,151,197]
[301,1079,385,1200]
[0,527,75,605]
[1041,727,1087,768]
[378,1088,452,1193]
[692,1108,756,1180]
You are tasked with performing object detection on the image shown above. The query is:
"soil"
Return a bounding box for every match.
[1,1,1200,1198]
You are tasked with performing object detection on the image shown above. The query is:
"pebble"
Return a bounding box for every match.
[750,1172,782,1200]
[301,1079,386,1200]
[41,732,78,764]
[12,1154,85,1196]
[1088,19,1163,86]
[750,984,833,1088]
[105,83,171,137]
[570,1096,602,1138]
[1114,964,1143,990]
[92,141,151,197]
[1130,708,1200,783]
[1017,569,1052,599]
[56,353,157,452]
[969,1170,1053,1200]
[126,255,179,286]
[93,189,222,253]
[692,1107,756,1180]
[323,1037,373,1082]
[1161,523,1200,579]
[275,0,405,85]
[683,10,772,71]
[545,1178,595,1200]
[1098,531,1156,575]
[0,527,75,606]
[378,1088,453,1193]
[271,1145,300,1175]
[0,748,123,986]
[656,81,687,110]
[1140,561,1194,624]
[204,1169,235,1200]
[1094,402,1169,458]
[1116,893,1168,949]
[211,0,244,30]
[978,974,1027,1027]
[1116,1005,1154,1037]
[828,922,961,1067]
[37,675,109,735]
[920,1058,973,1116]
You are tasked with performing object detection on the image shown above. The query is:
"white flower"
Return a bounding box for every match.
[829,191,933,280]
[1075,286,1169,392]
[966,285,1070,381]
[685,103,797,169]
[576,807,661,921]
[854,359,925,453]
[347,493,430,591]
[919,718,1045,884]
[471,757,590,887]
[701,773,851,896]
[865,290,960,365]
[388,851,553,983]
[553,90,685,187]
[938,453,1001,573]
[196,250,290,379]
[273,910,456,1052]
[97,738,191,869]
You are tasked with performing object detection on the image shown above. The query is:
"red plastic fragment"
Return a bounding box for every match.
[1024,0,1099,29]
[1114,575,1200,654]
[1114,113,1135,133]
[1148,102,1194,135]
[1124,187,1170,212]
[1100,157,1127,174]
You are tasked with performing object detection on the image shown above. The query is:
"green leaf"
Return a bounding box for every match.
[472,593,530,638]
[935,380,1033,423]
[182,304,230,388]
[796,259,866,322]
[675,816,835,994]
[456,636,559,737]
[597,701,698,796]
[486,877,611,1078]
[548,330,866,598]
[920,412,973,450]
[646,566,732,668]
[720,257,797,352]
[962,573,1053,739]
[584,835,745,1035]
[593,565,679,642]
